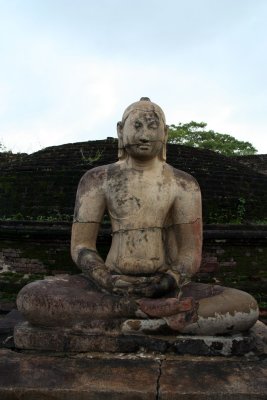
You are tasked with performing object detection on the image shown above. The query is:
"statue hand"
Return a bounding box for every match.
[89,264,114,292]
[77,249,114,292]
[128,273,177,298]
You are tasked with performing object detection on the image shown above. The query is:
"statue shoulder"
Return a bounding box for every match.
[80,163,118,183]
[77,163,116,193]
[164,164,200,193]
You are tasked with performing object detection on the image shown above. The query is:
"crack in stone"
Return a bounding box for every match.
[156,359,163,400]
[73,219,200,228]
[112,219,201,235]
[177,218,201,225]
[113,226,163,234]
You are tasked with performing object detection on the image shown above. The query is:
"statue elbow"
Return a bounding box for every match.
[71,243,84,266]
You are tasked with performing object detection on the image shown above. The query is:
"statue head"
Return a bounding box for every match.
[117,97,168,161]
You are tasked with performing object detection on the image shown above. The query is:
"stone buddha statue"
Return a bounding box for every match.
[16,98,258,341]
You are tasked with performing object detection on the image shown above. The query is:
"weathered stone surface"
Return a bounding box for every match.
[0,349,158,400]
[0,349,266,400]
[0,309,24,334]
[251,320,267,343]
[14,322,257,356]
[159,357,267,399]
[1,139,267,222]
[0,310,25,348]
[250,320,267,355]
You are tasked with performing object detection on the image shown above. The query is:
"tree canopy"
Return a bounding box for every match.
[168,121,257,156]
[0,142,9,153]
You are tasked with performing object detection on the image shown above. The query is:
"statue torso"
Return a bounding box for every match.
[104,162,176,275]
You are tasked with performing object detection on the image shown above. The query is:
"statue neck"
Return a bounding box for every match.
[125,155,163,171]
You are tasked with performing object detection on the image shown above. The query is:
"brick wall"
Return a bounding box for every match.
[0,222,266,300]
[232,154,267,175]
[0,140,267,222]
[0,248,47,274]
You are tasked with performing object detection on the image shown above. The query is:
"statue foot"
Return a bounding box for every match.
[121,318,167,334]
[122,311,198,335]
[130,296,199,333]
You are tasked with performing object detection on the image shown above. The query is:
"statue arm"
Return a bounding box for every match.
[169,219,202,280]
[167,177,202,285]
[71,168,113,292]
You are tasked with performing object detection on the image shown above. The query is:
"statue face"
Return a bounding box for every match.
[120,110,166,161]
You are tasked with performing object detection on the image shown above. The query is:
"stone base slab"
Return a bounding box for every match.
[0,349,266,400]
[14,321,257,356]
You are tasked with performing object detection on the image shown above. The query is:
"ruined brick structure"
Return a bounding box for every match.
[0,139,267,222]
[232,154,267,176]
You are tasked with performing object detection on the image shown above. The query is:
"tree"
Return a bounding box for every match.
[0,141,13,154]
[0,142,8,153]
[168,121,257,156]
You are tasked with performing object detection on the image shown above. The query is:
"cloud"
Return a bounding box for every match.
[0,43,165,152]
[2,51,266,154]
[1,0,267,154]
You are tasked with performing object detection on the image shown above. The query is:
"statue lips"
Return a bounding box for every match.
[136,297,196,318]
[138,144,151,150]
[132,142,151,148]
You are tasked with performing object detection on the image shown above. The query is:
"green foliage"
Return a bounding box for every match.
[80,148,103,165]
[35,214,73,222]
[168,121,257,156]
[0,140,12,153]
[0,213,73,222]
[207,198,247,224]
[0,292,17,302]
[234,198,246,224]
[0,142,7,152]
[0,272,45,295]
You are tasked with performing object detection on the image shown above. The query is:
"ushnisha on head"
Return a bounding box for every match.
[117,97,168,161]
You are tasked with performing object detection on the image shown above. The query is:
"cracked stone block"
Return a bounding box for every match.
[159,358,267,399]
[14,322,257,356]
[0,349,158,400]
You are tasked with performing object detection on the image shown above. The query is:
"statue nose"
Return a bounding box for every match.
[140,137,149,143]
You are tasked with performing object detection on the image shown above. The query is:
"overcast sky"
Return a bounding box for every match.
[0,0,267,154]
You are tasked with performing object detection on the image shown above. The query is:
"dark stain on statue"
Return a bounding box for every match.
[127,320,141,331]
[179,179,187,190]
[157,182,163,191]
[80,165,107,192]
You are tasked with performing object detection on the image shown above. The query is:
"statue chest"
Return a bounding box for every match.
[105,177,174,222]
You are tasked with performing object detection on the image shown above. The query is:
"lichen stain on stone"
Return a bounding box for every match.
[157,182,163,191]
[184,307,259,335]
[179,179,187,191]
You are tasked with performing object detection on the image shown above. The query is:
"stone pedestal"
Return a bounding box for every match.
[15,321,257,356]
[0,349,266,400]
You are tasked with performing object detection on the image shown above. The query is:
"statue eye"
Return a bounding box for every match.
[134,120,143,129]
[148,120,159,129]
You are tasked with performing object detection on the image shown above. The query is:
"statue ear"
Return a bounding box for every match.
[164,124,169,141]
[117,121,123,137]
[117,121,126,160]
[160,124,168,161]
